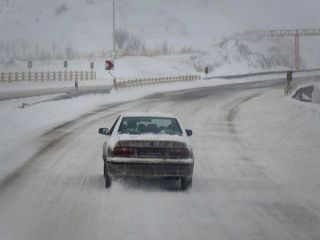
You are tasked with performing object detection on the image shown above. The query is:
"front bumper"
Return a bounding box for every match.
[105,157,194,178]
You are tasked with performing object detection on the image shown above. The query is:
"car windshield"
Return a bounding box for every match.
[118,117,183,135]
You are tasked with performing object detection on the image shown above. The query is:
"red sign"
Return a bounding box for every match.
[105,60,114,71]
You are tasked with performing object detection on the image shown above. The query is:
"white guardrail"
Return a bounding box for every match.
[113,75,201,89]
[0,71,96,82]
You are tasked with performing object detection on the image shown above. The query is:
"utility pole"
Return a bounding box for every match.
[113,0,116,60]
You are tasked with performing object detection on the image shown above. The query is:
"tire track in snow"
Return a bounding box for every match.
[224,92,320,239]
[226,93,261,144]
[0,101,135,193]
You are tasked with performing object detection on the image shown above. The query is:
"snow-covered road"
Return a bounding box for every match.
[1,81,320,240]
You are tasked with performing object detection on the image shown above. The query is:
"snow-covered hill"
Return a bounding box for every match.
[1,0,320,73]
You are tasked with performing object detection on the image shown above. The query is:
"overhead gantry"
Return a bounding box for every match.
[235,29,320,70]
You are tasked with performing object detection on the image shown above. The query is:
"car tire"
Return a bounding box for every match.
[181,177,192,190]
[104,164,111,188]
[105,173,111,188]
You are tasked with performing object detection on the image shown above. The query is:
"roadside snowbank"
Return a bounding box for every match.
[238,86,320,208]
[313,83,320,103]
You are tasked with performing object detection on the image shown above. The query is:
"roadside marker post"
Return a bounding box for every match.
[28,60,32,80]
[28,60,32,70]
[64,60,68,81]
[285,71,293,95]
[90,62,94,80]
[204,66,209,79]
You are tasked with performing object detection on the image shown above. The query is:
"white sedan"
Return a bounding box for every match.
[99,112,194,190]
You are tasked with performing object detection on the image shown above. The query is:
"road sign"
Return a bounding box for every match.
[28,61,32,69]
[90,62,94,70]
[204,66,209,79]
[105,60,114,71]
[64,60,68,68]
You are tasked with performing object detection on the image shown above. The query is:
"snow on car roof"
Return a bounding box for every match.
[122,112,176,118]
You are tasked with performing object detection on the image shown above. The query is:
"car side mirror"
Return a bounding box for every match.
[99,128,109,135]
[185,129,193,136]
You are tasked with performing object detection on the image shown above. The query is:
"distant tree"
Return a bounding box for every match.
[0,42,3,59]
[115,28,130,49]
[64,44,78,59]
[161,41,169,54]
[51,42,57,56]
[21,40,29,59]
[55,3,68,16]
[39,49,51,61]
[34,44,40,59]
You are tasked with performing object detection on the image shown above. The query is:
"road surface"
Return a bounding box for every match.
[0,81,320,240]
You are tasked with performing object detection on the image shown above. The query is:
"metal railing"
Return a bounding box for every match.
[113,75,200,89]
[0,71,96,82]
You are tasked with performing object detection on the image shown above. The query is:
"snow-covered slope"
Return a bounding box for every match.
[1,0,320,73]
[2,0,320,49]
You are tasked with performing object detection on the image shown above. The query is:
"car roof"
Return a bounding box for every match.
[121,112,176,118]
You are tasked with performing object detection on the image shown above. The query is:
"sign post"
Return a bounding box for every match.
[90,62,94,80]
[105,60,116,82]
[64,60,68,69]
[285,71,293,95]
[204,66,209,79]
[287,71,293,82]
[64,60,68,81]
[28,60,32,71]
[28,60,32,80]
